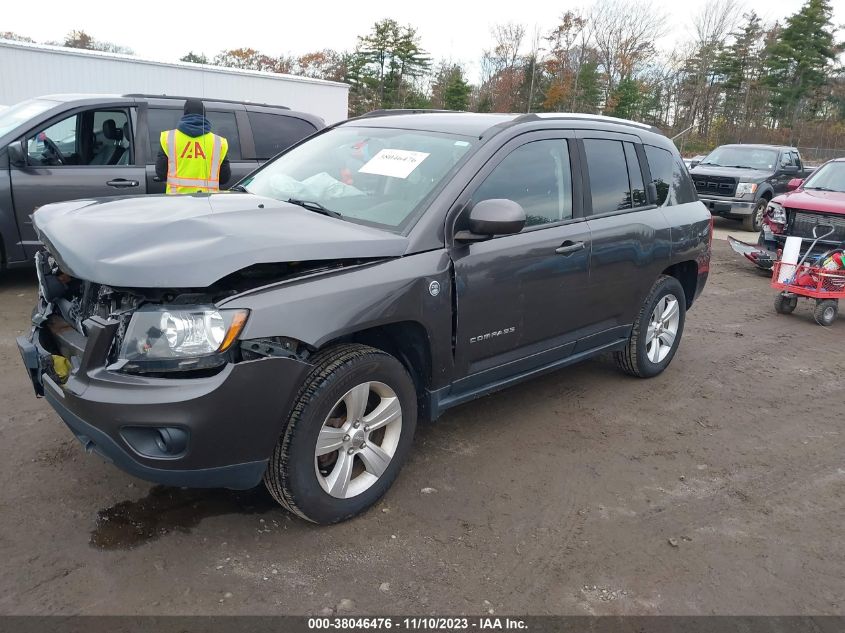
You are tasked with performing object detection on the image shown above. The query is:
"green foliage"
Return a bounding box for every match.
[351,19,431,112]
[63,30,94,49]
[444,72,471,111]
[606,78,642,119]
[763,0,839,124]
[180,51,209,64]
[431,63,471,111]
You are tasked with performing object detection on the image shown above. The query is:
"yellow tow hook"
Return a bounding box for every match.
[51,355,72,383]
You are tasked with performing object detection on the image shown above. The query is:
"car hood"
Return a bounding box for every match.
[689,165,772,181]
[772,189,845,215]
[33,193,409,287]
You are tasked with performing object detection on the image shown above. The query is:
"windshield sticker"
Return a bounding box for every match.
[358,149,430,179]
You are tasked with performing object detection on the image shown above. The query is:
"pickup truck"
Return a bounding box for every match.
[690,144,813,232]
[16,111,711,524]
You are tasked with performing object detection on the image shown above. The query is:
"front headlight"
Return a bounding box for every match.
[118,306,249,373]
[767,201,786,224]
[736,182,758,196]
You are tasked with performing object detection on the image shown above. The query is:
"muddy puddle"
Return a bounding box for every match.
[90,485,279,550]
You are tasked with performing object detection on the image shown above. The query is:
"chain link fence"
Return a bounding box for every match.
[797,147,845,164]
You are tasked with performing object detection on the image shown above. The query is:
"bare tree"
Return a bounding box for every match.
[480,23,528,112]
[590,0,666,104]
[682,0,741,135]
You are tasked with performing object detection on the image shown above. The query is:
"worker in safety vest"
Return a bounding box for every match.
[155,98,231,194]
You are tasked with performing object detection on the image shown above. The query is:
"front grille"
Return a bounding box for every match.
[693,175,738,197]
[789,210,845,243]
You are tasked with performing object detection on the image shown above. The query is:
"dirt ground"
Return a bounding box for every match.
[0,228,842,616]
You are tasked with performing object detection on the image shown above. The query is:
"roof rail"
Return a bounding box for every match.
[516,112,658,132]
[122,94,290,109]
[360,108,458,118]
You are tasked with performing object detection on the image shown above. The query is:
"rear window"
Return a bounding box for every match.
[645,145,697,205]
[146,107,242,162]
[248,112,317,159]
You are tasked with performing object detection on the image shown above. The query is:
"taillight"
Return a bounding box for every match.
[699,215,714,274]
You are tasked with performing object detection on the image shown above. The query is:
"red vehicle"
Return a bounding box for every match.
[729,157,845,269]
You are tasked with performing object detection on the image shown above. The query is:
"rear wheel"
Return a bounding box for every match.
[615,275,686,378]
[742,198,768,232]
[774,293,798,315]
[264,344,417,524]
[813,299,838,326]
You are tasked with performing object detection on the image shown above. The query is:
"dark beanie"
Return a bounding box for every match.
[184,98,205,115]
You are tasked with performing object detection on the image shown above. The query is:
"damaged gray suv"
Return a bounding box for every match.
[17,111,711,524]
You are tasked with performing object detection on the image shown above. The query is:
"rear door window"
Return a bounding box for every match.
[248,112,318,159]
[146,108,180,163]
[206,111,241,160]
[583,139,631,214]
[146,107,242,161]
[624,142,647,207]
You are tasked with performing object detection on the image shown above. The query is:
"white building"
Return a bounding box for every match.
[0,40,349,123]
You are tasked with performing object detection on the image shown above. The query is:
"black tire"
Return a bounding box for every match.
[742,198,768,232]
[774,293,798,315]
[813,299,838,327]
[615,275,687,378]
[264,344,417,524]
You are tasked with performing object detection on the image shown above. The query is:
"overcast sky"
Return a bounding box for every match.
[3,0,843,80]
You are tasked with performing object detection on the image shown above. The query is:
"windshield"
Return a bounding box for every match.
[0,98,59,137]
[241,126,476,231]
[700,146,778,170]
[802,161,845,193]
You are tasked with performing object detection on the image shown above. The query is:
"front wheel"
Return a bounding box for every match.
[813,299,838,326]
[615,275,687,378]
[774,293,798,315]
[743,198,768,232]
[264,344,417,524]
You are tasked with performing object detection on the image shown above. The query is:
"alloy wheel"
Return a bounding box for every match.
[314,381,403,499]
[645,294,681,363]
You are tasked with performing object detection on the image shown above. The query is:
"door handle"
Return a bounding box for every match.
[555,241,586,255]
[107,179,139,188]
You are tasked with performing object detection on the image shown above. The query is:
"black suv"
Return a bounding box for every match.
[690,143,812,232]
[17,111,711,524]
[0,94,324,270]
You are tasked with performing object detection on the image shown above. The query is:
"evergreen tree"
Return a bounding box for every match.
[575,61,602,113]
[764,0,838,127]
[180,51,209,64]
[443,69,471,110]
[356,19,431,109]
[716,12,765,135]
[606,78,642,119]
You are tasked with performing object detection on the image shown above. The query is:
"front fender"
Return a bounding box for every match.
[757,183,775,200]
[223,250,454,385]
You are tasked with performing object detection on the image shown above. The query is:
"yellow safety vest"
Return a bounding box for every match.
[160,129,229,194]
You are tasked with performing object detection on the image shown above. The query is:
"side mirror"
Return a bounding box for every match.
[689,159,701,169]
[787,178,803,192]
[455,199,526,242]
[7,140,25,167]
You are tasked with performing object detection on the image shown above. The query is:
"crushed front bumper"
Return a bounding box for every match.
[17,316,311,490]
